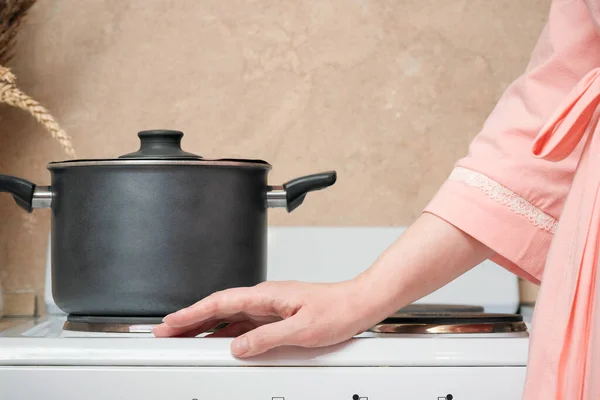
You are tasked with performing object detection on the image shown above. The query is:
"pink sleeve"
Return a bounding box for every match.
[424,0,600,284]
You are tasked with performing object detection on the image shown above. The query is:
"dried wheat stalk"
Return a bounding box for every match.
[0,0,76,158]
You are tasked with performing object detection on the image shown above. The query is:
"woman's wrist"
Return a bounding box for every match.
[344,261,408,326]
[347,213,494,324]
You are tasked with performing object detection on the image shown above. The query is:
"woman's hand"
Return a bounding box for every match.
[153,278,389,358]
[154,213,494,357]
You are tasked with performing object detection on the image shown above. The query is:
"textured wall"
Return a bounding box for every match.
[0,0,549,315]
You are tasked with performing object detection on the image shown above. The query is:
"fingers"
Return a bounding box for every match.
[157,310,332,358]
[162,286,275,328]
[204,321,257,338]
[153,319,221,337]
[231,315,311,358]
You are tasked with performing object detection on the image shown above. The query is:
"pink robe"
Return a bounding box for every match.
[424,0,600,398]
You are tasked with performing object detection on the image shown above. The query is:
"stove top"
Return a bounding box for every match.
[0,303,529,367]
[0,312,530,400]
[0,314,529,367]
[56,303,519,336]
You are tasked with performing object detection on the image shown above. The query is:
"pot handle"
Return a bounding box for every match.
[0,174,52,213]
[267,171,337,212]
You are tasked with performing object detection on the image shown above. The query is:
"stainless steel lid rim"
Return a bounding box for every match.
[47,159,273,169]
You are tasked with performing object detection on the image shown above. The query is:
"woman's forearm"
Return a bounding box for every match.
[354,212,495,318]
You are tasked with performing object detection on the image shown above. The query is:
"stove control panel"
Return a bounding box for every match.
[0,366,526,400]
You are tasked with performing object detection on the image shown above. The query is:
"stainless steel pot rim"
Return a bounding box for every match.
[47,159,273,169]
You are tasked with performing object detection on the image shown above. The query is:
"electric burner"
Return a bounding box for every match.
[392,303,484,316]
[369,312,527,334]
[62,315,230,335]
[63,315,163,333]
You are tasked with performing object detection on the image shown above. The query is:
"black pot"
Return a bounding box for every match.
[0,130,336,317]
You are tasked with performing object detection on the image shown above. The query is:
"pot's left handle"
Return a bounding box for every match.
[267,171,337,212]
[0,174,52,213]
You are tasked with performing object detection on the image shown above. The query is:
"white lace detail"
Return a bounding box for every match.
[448,167,558,234]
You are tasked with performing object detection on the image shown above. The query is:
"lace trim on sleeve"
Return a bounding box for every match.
[448,167,558,233]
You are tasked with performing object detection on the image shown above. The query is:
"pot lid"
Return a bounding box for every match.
[48,129,271,169]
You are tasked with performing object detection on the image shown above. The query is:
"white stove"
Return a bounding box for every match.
[0,227,530,399]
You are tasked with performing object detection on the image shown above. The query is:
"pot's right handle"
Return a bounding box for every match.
[0,174,52,213]
[267,171,337,212]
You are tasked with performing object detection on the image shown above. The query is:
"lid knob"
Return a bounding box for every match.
[119,130,202,159]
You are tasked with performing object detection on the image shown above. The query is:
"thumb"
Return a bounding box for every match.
[231,316,308,357]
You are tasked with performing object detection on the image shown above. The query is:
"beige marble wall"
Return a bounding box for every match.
[0,0,550,315]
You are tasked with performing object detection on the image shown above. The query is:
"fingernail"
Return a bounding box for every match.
[162,312,180,324]
[232,337,249,356]
[162,307,192,325]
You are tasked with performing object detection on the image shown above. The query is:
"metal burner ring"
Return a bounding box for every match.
[63,321,157,333]
[368,321,528,334]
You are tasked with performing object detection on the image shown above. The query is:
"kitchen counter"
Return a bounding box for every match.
[0,317,34,332]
